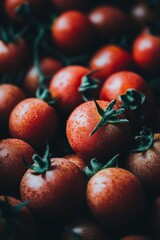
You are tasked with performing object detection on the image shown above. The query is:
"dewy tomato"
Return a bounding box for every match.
[86,168,146,230]
[66,100,130,161]
[9,98,58,148]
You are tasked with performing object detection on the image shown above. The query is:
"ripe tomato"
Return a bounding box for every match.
[89,45,133,81]
[9,98,58,148]
[100,71,156,126]
[133,33,160,74]
[0,196,37,240]
[51,11,96,55]
[23,57,63,97]
[0,38,29,73]
[49,65,89,113]
[64,154,87,171]
[62,216,110,240]
[4,0,46,21]
[20,158,87,221]
[86,167,146,229]
[0,84,25,125]
[51,0,88,11]
[0,138,35,196]
[88,6,128,40]
[126,133,160,193]
[66,100,130,161]
[120,235,149,240]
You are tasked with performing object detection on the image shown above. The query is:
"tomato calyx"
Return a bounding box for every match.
[84,155,119,179]
[90,99,129,136]
[78,70,100,101]
[36,84,57,106]
[118,88,146,119]
[130,127,154,153]
[23,143,52,174]
[0,197,29,239]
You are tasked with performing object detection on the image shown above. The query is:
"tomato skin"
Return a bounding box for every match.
[133,33,160,74]
[88,6,128,40]
[0,84,26,125]
[150,196,160,239]
[0,196,37,240]
[62,216,110,240]
[89,45,133,81]
[51,0,87,11]
[0,38,29,73]
[9,98,58,148]
[126,133,160,193]
[86,168,146,230]
[64,154,87,171]
[4,0,46,21]
[66,100,130,161]
[23,57,63,97]
[49,66,89,113]
[20,158,87,221]
[120,235,149,240]
[0,138,35,196]
[51,11,96,55]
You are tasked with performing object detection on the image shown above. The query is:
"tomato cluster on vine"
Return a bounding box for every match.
[1,0,160,240]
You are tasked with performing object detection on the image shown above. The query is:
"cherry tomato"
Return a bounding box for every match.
[62,216,110,240]
[23,57,63,97]
[20,158,87,221]
[0,84,26,125]
[49,65,89,113]
[88,6,128,40]
[64,154,87,171]
[86,167,146,230]
[0,138,35,196]
[51,0,88,11]
[133,33,160,74]
[0,196,37,240]
[51,10,96,55]
[0,38,29,73]
[126,133,160,193]
[4,0,46,21]
[100,71,155,126]
[66,100,130,161]
[89,45,133,81]
[9,98,58,148]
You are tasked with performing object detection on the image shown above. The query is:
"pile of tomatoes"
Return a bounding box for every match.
[1,0,160,239]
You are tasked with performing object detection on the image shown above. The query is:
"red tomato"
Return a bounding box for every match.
[86,168,146,229]
[20,158,87,221]
[88,6,128,40]
[126,133,160,193]
[51,11,96,55]
[51,0,88,11]
[89,45,133,81]
[100,71,155,125]
[9,98,58,148]
[133,33,160,74]
[64,154,87,171]
[150,196,160,239]
[4,0,46,21]
[49,65,89,113]
[66,100,130,161]
[0,196,37,240]
[0,84,26,125]
[0,138,35,196]
[23,57,63,97]
[0,38,29,73]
